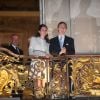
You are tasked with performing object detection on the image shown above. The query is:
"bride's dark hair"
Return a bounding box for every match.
[35,24,49,43]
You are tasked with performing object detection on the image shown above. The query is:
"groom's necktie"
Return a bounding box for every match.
[59,36,63,48]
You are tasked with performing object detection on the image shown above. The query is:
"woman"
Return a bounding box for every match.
[29,24,49,57]
[28,24,50,94]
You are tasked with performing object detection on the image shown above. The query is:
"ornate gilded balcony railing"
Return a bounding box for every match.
[0,47,100,99]
[69,55,100,96]
[0,47,28,97]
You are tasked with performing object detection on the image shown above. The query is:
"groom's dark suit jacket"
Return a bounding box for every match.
[49,35,75,56]
[49,35,75,93]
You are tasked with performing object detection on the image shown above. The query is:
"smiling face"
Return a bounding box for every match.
[57,22,67,35]
[11,34,19,46]
[38,24,48,39]
[39,26,48,38]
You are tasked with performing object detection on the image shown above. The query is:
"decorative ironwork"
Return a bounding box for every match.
[0,47,100,99]
[0,48,28,96]
[29,58,50,99]
[48,59,69,99]
[70,56,100,96]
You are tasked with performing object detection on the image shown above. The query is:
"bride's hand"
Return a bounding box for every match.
[45,54,53,58]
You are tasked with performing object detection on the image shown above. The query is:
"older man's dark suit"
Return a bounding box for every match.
[8,44,23,55]
[49,35,75,55]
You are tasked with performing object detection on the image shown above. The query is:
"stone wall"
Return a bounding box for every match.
[44,0,100,54]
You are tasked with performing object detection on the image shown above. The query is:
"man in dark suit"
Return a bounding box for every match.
[49,22,75,96]
[49,21,75,56]
[8,34,23,55]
